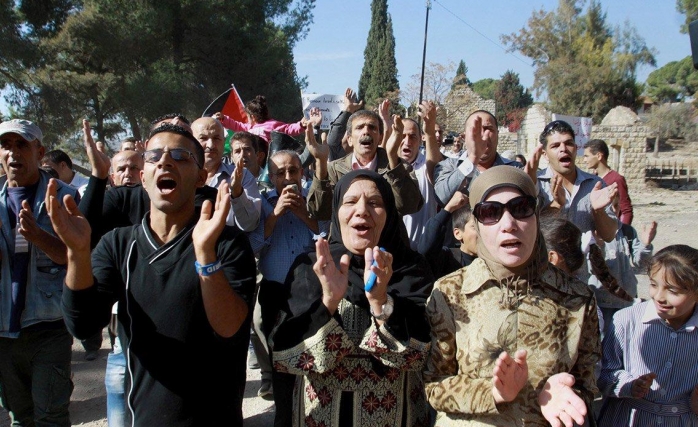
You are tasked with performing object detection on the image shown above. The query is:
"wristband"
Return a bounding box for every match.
[195,260,222,276]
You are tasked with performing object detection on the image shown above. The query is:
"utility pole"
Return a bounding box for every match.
[418,0,431,121]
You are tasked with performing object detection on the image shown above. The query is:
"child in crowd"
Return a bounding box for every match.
[590,196,657,334]
[598,245,698,426]
[417,190,477,279]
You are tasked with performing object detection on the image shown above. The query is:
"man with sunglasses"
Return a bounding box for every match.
[49,123,256,426]
[536,120,618,244]
[433,110,521,207]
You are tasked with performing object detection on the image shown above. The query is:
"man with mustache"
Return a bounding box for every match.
[191,117,262,232]
[306,109,422,221]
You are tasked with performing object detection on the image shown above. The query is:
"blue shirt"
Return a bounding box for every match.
[248,187,328,284]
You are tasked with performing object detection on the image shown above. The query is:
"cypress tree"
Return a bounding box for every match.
[452,59,471,89]
[358,0,399,108]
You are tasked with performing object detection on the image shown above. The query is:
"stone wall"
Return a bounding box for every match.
[441,86,496,132]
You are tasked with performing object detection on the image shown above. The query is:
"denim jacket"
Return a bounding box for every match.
[0,170,78,338]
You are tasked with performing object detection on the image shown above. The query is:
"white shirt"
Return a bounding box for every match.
[402,152,438,251]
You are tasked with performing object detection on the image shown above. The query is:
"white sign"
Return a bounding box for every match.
[551,114,593,152]
[301,93,343,131]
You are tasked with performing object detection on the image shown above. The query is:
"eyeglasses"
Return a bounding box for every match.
[271,167,301,178]
[142,148,200,168]
[472,195,537,225]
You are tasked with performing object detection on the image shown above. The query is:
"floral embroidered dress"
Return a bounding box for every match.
[424,258,600,426]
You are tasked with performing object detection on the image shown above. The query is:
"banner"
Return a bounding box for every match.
[301,93,343,131]
[551,114,592,152]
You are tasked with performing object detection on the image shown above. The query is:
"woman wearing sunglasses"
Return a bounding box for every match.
[424,166,600,427]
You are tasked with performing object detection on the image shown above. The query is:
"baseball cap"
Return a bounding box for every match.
[0,119,43,143]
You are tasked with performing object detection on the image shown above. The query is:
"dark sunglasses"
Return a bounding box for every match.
[473,195,537,225]
[142,148,200,168]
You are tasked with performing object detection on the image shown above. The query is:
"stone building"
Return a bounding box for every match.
[441,86,496,132]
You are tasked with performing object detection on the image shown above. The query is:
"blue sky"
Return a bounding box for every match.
[293,0,689,101]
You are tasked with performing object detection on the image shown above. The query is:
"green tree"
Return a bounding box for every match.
[471,78,498,100]
[502,0,655,122]
[646,103,698,156]
[358,0,399,108]
[645,56,698,103]
[2,0,314,150]
[494,70,533,131]
[677,0,698,33]
[452,59,471,89]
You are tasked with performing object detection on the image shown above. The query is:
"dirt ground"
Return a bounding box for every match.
[0,186,696,427]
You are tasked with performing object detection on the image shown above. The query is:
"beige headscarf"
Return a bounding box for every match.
[470,166,548,307]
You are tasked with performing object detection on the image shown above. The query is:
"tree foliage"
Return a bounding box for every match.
[471,78,498,100]
[402,61,456,109]
[646,103,698,155]
[494,70,533,131]
[358,0,399,109]
[502,0,656,122]
[677,0,698,33]
[645,56,698,103]
[1,0,315,150]
[452,59,471,89]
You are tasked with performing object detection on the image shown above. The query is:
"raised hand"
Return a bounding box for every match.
[308,107,323,128]
[524,143,544,185]
[83,120,111,179]
[465,115,487,165]
[230,157,244,198]
[305,120,329,162]
[343,88,364,113]
[590,181,618,211]
[630,372,657,398]
[385,114,403,163]
[640,221,658,246]
[492,350,528,403]
[363,246,393,306]
[444,190,469,213]
[18,200,42,243]
[549,173,567,209]
[46,178,91,254]
[538,373,587,427]
[313,237,350,315]
[193,181,231,263]
[418,100,437,136]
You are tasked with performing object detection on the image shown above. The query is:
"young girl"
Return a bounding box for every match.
[598,244,698,426]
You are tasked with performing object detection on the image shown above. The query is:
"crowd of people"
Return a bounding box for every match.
[0,87,696,427]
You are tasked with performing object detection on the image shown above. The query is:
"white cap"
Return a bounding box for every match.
[0,119,43,143]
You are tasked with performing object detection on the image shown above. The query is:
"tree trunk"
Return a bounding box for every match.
[653,136,659,157]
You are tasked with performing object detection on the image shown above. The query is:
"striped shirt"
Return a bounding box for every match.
[598,301,698,426]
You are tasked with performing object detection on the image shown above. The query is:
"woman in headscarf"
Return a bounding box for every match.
[424,166,600,427]
[270,169,434,427]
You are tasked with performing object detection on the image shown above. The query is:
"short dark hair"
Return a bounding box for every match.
[148,124,204,169]
[586,139,609,160]
[347,110,384,137]
[402,118,422,136]
[539,120,575,148]
[466,110,498,129]
[149,113,190,131]
[268,149,301,171]
[42,149,73,169]
[452,205,472,230]
[246,95,270,123]
[648,244,698,293]
[230,131,260,154]
[540,216,584,273]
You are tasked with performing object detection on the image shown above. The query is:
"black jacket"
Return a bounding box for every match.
[62,217,256,426]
